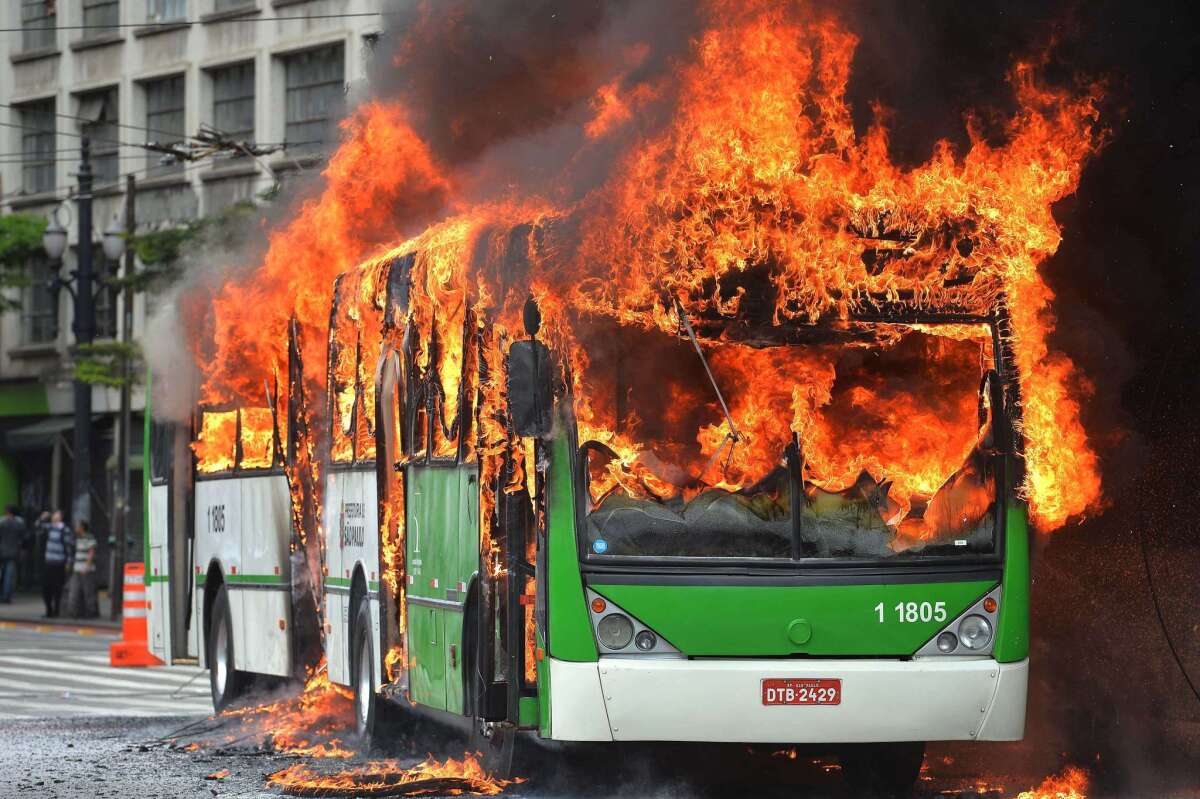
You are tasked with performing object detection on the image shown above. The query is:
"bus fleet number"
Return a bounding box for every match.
[207,504,226,535]
[874,601,947,624]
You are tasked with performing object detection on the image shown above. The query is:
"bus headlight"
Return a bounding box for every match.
[936,632,959,653]
[958,615,992,651]
[597,613,635,650]
[634,630,657,651]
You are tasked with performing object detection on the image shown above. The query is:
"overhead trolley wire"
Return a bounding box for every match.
[0,12,382,32]
[0,101,192,142]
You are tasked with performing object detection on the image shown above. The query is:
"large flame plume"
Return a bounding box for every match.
[184,0,1105,534]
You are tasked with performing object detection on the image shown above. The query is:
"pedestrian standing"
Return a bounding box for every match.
[0,505,26,604]
[42,510,73,618]
[66,520,99,619]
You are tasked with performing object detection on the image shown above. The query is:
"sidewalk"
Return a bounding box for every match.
[0,590,120,631]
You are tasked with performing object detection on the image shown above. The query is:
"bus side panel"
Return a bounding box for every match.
[363,474,382,693]
[323,470,348,686]
[237,475,292,677]
[147,483,171,664]
[546,435,598,662]
[194,479,242,669]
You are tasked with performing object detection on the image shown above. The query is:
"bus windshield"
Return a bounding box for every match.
[575,320,1000,562]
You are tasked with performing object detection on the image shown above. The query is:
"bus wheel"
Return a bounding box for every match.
[351,599,376,744]
[470,719,515,780]
[839,741,925,798]
[208,584,246,711]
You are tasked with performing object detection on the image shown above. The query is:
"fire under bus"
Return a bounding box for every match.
[146,235,1030,797]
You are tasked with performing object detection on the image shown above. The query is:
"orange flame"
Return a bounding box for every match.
[1016,766,1090,799]
[266,754,515,796]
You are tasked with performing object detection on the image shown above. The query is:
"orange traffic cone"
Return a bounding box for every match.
[109,562,165,667]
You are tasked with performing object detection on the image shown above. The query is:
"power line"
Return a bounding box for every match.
[0,119,143,150]
[0,119,329,155]
[0,12,382,33]
[0,157,231,207]
[0,101,189,142]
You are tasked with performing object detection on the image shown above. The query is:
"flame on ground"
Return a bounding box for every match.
[219,662,355,759]
[1015,766,1090,799]
[266,754,515,797]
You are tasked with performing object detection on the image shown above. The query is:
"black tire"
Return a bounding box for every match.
[840,742,926,798]
[351,598,377,745]
[208,584,247,712]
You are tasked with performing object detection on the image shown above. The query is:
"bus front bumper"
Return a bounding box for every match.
[547,656,1028,743]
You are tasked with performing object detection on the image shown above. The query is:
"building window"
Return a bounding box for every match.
[76,88,120,185]
[211,61,255,152]
[94,255,120,340]
[283,44,345,155]
[214,0,254,11]
[20,0,56,51]
[18,100,56,195]
[144,74,185,177]
[82,0,120,38]
[22,255,58,345]
[146,0,185,23]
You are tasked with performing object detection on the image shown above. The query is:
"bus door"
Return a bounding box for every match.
[147,420,196,663]
[405,463,478,713]
[146,420,172,663]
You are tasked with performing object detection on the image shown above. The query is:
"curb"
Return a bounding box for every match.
[0,618,121,636]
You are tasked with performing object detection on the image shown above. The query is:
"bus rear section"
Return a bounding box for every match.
[530,311,1029,790]
[189,408,295,709]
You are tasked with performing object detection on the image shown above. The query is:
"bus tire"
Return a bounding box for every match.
[351,598,376,744]
[839,741,925,798]
[208,584,247,712]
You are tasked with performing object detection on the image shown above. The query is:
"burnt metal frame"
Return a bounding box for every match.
[570,304,1022,576]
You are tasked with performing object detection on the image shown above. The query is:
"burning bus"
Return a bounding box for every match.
[147,207,1030,796]
[141,3,1107,794]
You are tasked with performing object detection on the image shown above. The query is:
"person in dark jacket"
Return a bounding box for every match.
[42,510,72,617]
[0,505,27,604]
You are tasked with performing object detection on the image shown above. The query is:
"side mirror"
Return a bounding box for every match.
[506,339,552,437]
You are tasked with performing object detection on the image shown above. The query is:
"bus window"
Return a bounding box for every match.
[238,407,275,470]
[578,323,998,561]
[193,411,237,474]
[150,421,173,485]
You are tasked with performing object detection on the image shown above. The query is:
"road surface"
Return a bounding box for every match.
[0,624,1196,799]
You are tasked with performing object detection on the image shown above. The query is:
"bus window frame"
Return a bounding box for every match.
[569,311,1017,574]
[192,406,288,482]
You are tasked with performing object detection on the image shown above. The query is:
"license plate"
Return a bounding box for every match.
[761,678,841,706]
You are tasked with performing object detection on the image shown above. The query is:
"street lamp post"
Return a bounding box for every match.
[72,139,96,531]
[102,179,131,620]
[43,140,97,538]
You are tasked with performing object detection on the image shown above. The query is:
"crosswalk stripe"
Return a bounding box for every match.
[0,662,203,694]
[0,674,208,699]
[0,655,205,681]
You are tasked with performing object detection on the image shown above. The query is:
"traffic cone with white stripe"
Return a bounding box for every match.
[109,563,164,667]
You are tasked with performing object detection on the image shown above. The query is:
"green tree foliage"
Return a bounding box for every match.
[0,213,47,311]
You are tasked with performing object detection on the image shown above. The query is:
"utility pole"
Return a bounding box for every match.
[72,138,95,531]
[110,173,135,620]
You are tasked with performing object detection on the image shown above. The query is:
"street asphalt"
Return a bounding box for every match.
[0,624,1196,799]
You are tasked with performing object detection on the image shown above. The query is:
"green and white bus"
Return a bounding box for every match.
[146,229,1029,796]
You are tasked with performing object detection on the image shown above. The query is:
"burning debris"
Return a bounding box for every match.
[266,756,516,798]
[1015,766,1090,799]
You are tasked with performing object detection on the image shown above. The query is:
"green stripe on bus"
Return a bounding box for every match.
[547,433,597,662]
[195,573,288,586]
[993,499,1030,663]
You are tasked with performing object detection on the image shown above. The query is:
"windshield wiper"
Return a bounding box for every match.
[675,299,742,478]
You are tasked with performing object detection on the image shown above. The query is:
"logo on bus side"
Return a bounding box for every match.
[340,502,365,548]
